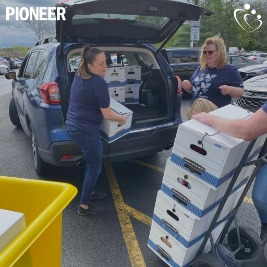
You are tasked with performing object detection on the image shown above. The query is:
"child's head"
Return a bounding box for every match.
[187,98,218,120]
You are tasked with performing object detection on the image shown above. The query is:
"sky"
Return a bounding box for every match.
[0,0,59,48]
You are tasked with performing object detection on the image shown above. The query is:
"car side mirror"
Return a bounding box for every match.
[5,71,16,80]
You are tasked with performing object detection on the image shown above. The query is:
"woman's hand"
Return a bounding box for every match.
[118,115,127,126]
[219,85,244,98]
[182,80,193,93]
[219,85,231,95]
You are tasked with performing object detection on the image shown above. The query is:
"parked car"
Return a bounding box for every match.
[235,74,267,113]
[0,57,9,67]
[227,54,258,69]
[5,0,210,175]
[13,58,22,68]
[248,53,267,63]
[238,63,267,81]
[2,57,16,69]
[0,64,9,75]
[160,47,200,97]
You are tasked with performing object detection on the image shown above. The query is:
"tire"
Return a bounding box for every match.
[29,123,52,176]
[9,97,21,127]
[192,253,225,267]
[228,226,262,260]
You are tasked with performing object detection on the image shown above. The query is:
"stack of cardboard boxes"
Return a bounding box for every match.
[148,104,266,267]
[104,65,141,104]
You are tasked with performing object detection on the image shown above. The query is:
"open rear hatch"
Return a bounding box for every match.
[56,0,211,45]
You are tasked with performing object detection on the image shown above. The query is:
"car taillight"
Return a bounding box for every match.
[40,82,61,104]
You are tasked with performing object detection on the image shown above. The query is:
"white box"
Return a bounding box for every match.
[125,83,140,104]
[171,104,266,188]
[0,209,26,253]
[161,158,254,215]
[153,184,245,247]
[148,218,226,267]
[125,65,141,82]
[104,66,126,83]
[108,85,125,104]
[99,98,132,143]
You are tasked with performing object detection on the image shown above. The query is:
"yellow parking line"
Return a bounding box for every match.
[104,162,146,267]
[124,204,152,226]
[131,159,255,205]
[130,159,164,174]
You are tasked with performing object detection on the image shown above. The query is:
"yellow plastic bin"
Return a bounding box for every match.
[0,176,77,267]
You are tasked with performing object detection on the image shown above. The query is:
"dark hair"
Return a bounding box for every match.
[78,46,103,79]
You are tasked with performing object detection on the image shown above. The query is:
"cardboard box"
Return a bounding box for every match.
[125,83,140,104]
[125,65,141,83]
[100,98,132,143]
[108,85,125,104]
[104,66,126,83]
[148,183,246,267]
[171,104,266,188]
[148,218,226,267]
[0,209,25,253]
[153,184,245,247]
[161,158,254,214]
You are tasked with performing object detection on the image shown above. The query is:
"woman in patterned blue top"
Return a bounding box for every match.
[182,36,244,109]
[192,102,267,240]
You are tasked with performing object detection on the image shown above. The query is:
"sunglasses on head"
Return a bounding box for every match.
[203,50,217,55]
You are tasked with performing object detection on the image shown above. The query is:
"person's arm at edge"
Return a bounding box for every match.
[192,107,267,141]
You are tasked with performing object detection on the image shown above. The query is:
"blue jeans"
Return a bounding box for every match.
[252,163,267,224]
[67,128,103,205]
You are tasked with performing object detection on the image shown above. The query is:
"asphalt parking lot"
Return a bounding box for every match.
[0,75,261,267]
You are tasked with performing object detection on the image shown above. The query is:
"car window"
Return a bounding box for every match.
[23,52,39,78]
[68,53,81,72]
[33,51,46,79]
[231,57,245,64]
[171,50,199,64]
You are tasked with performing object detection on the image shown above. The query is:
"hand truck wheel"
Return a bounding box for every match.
[192,253,225,267]
[227,226,262,260]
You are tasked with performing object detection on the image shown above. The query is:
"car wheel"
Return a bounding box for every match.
[9,97,21,127]
[227,226,262,260]
[192,253,225,267]
[29,123,52,176]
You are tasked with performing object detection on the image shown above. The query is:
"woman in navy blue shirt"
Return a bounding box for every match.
[66,46,126,216]
[182,36,244,109]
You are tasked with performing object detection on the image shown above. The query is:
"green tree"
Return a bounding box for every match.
[199,0,267,51]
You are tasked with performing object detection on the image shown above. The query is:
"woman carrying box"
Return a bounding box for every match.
[66,46,126,216]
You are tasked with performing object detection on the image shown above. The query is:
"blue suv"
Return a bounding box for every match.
[5,0,209,175]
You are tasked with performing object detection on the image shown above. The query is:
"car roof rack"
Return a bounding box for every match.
[35,36,58,46]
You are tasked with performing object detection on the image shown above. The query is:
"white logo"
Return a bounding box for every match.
[234,4,262,32]
[6,7,66,21]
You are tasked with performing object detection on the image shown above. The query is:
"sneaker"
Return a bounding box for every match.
[78,203,105,215]
[216,244,242,267]
[91,191,107,200]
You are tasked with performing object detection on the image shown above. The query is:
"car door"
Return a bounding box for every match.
[13,51,40,130]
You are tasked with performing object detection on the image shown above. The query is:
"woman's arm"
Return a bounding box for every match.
[219,85,244,98]
[192,107,267,141]
[100,107,127,125]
